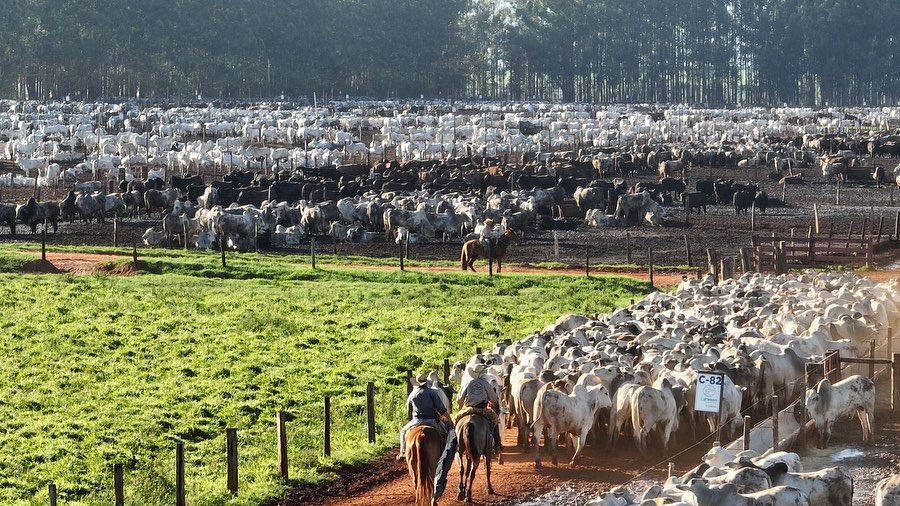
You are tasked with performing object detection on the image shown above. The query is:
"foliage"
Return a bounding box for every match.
[0,0,897,105]
[0,250,649,505]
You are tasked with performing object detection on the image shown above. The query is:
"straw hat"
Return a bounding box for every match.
[415,372,429,386]
[467,363,487,378]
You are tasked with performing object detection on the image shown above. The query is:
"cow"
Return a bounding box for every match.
[142,226,166,247]
[0,203,16,235]
[144,188,178,217]
[658,177,686,198]
[574,186,609,213]
[754,190,769,214]
[74,193,105,223]
[171,174,204,193]
[16,197,61,233]
[214,209,259,250]
[685,481,810,506]
[873,166,888,188]
[733,190,754,215]
[103,193,127,219]
[60,191,78,222]
[73,180,103,193]
[751,463,853,506]
[584,209,616,227]
[658,160,685,179]
[690,466,774,494]
[532,383,611,468]
[875,474,900,506]
[629,380,679,454]
[683,191,710,214]
[614,191,661,226]
[805,374,874,448]
[714,179,735,204]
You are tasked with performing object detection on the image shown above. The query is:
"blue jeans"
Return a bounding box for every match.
[433,422,457,501]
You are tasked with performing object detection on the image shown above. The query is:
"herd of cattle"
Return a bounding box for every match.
[1,100,900,249]
[441,270,900,505]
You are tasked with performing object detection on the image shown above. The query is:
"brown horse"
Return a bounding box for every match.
[456,413,495,502]
[460,231,514,273]
[405,425,443,506]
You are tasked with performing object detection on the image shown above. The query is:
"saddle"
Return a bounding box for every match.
[412,420,448,442]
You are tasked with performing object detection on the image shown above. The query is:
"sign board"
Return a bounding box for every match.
[694,372,725,413]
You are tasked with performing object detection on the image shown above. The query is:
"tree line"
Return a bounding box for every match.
[2,0,897,107]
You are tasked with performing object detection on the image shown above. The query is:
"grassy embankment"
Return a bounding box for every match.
[0,246,651,505]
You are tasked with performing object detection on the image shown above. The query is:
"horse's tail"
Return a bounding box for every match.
[466,418,478,459]
[460,243,468,270]
[411,430,435,506]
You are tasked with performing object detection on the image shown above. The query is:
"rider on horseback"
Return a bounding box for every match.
[434,361,502,502]
[397,372,452,460]
[455,363,503,454]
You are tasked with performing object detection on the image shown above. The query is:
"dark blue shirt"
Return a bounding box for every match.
[408,386,447,420]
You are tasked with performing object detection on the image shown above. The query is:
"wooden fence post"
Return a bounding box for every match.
[826,349,842,383]
[878,216,885,245]
[771,395,780,452]
[398,240,404,271]
[742,415,751,451]
[311,238,317,269]
[552,231,559,260]
[813,203,820,234]
[443,359,450,385]
[41,228,47,261]
[487,239,493,277]
[276,411,289,480]
[220,233,227,268]
[647,247,654,286]
[132,239,138,264]
[113,217,119,247]
[48,483,57,506]
[684,234,692,266]
[175,442,185,506]
[740,247,752,273]
[366,382,376,444]
[895,210,900,241]
[226,428,238,495]
[114,463,124,506]
[625,232,631,264]
[324,397,332,457]
[585,246,590,277]
[870,341,877,379]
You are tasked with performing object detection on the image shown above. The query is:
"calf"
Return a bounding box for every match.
[682,191,709,214]
[805,374,874,448]
[630,380,679,454]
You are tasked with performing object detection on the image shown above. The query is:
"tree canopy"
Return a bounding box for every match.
[2,0,897,106]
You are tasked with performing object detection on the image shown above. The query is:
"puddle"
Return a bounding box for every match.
[831,448,865,461]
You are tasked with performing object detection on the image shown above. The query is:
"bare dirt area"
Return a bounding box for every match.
[283,428,709,506]
[19,251,131,275]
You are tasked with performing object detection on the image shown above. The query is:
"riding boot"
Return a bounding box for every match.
[433,428,457,501]
[492,424,503,453]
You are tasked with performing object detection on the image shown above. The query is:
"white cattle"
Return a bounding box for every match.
[142,226,166,247]
[532,383,611,467]
[685,481,809,506]
[875,474,900,506]
[630,380,679,454]
[805,374,874,448]
[757,463,853,506]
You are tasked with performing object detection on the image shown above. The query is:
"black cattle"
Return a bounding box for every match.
[754,191,769,213]
[224,170,253,186]
[145,177,166,191]
[16,198,60,234]
[658,177,686,197]
[171,174,204,193]
[302,166,343,180]
[238,188,269,207]
[336,163,370,178]
[269,181,304,203]
[185,184,207,204]
[60,191,78,222]
[0,203,16,235]
[514,173,557,190]
[733,191,754,215]
[682,192,709,215]
[713,179,734,204]
[127,179,146,194]
[695,179,715,197]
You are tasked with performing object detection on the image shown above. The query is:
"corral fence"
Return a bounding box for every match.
[37,354,468,505]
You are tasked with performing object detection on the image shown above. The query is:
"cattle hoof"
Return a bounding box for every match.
[551,458,558,466]
[534,461,542,469]
[488,487,495,495]
[457,490,466,501]
[465,494,473,503]
[568,460,576,468]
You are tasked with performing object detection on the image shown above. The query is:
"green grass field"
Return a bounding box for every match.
[0,247,651,505]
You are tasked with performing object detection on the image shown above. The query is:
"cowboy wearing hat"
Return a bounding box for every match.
[397,372,451,460]
[455,362,502,453]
